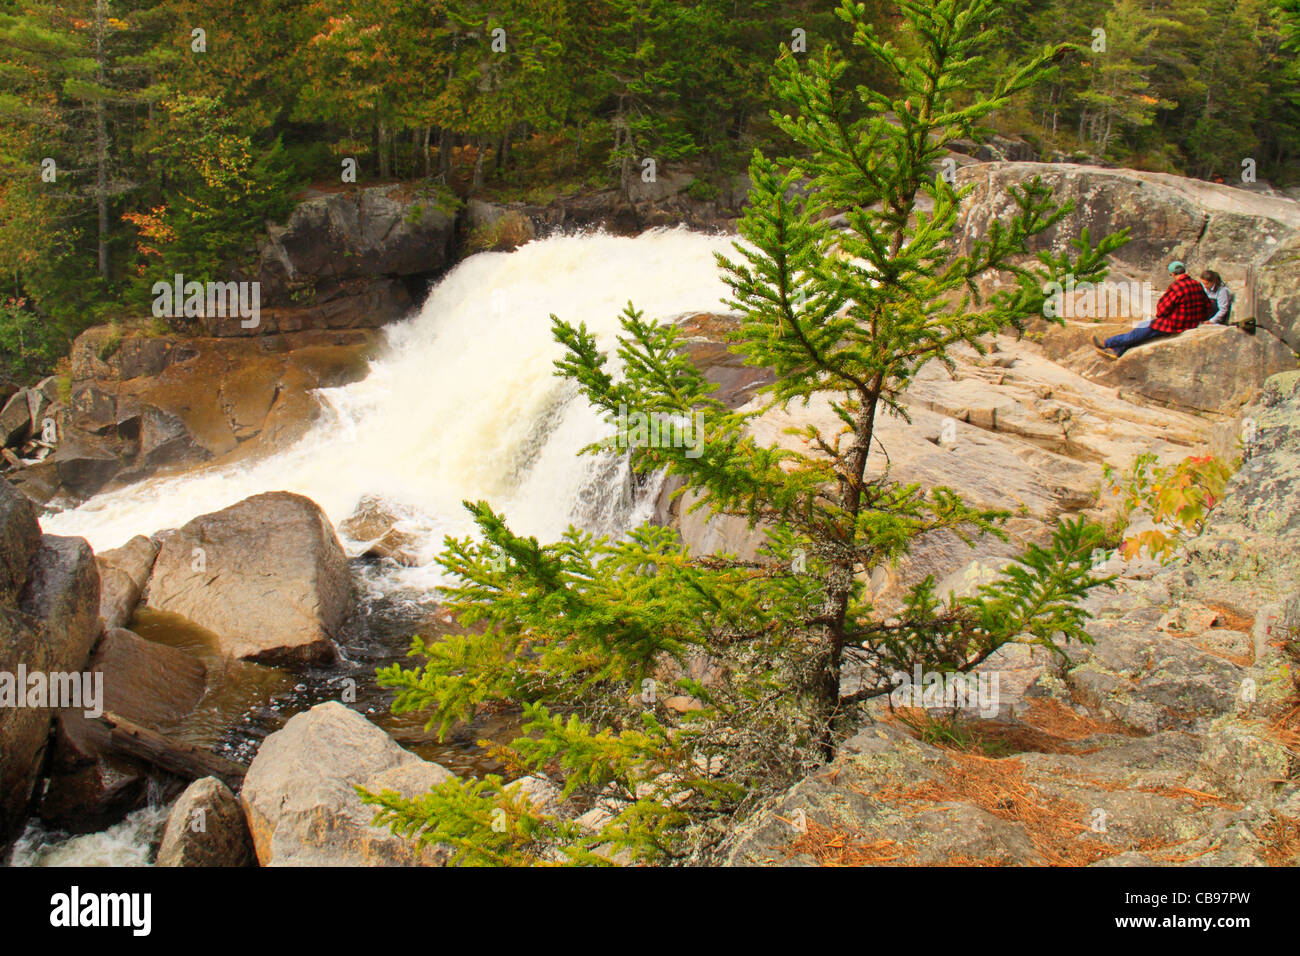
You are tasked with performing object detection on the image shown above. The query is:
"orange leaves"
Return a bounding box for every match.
[1105,452,1234,563]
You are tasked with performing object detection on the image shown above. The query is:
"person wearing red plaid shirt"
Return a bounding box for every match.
[1092,261,1212,359]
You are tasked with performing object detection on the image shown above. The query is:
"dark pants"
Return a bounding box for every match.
[1104,324,1166,357]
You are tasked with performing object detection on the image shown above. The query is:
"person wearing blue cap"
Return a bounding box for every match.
[1093,261,1213,359]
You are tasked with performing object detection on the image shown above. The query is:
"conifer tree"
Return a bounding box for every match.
[364,0,1130,866]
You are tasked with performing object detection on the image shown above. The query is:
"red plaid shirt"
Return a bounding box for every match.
[1151,274,1212,334]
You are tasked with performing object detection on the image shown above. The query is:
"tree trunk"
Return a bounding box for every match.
[472,138,485,190]
[378,119,391,179]
[91,711,247,788]
[438,127,452,179]
[94,0,110,282]
[815,385,883,758]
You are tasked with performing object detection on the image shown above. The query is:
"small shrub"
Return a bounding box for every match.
[1102,452,1234,562]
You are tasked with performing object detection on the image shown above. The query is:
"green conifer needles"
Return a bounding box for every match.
[366,0,1125,865]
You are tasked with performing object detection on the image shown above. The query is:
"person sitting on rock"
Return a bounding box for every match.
[1092,261,1212,359]
[1199,270,1233,325]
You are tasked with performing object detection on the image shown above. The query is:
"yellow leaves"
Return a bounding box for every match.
[1108,453,1235,563]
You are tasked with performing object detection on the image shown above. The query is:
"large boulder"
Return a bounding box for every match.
[69,328,197,383]
[144,492,352,663]
[18,535,101,665]
[0,608,61,843]
[1253,233,1300,351]
[240,702,452,866]
[39,627,209,833]
[0,390,34,447]
[96,535,158,629]
[0,531,101,843]
[52,433,122,498]
[1047,321,1297,414]
[15,328,380,503]
[0,478,40,604]
[256,185,455,306]
[157,776,255,867]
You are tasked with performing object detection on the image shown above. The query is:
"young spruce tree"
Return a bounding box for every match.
[363,0,1129,865]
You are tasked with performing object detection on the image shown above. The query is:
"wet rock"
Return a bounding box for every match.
[145,492,351,664]
[47,327,380,501]
[3,459,60,507]
[96,535,158,629]
[340,497,419,566]
[240,702,452,866]
[39,627,208,833]
[18,535,101,663]
[157,777,255,867]
[89,627,207,728]
[138,406,213,469]
[52,434,121,497]
[0,533,101,843]
[0,479,40,604]
[0,609,57,843]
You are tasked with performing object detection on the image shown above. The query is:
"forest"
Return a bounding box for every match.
[1,0,1298,380]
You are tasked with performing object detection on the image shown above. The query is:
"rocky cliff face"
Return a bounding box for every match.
[720,372,1300,867]
[3,328,379,506]
[663,163,1298,601]
[0,480,101,846]
[239,184,457,338]
[956,162,1300,352]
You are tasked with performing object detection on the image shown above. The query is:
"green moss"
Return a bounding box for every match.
[97,325,124,361]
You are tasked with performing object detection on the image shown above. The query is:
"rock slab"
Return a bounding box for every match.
[144,492,351,664]
[240,702,452,866]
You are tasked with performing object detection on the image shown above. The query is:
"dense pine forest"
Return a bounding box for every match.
[1,0,1298,380]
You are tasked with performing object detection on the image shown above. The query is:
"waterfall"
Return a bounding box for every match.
[43,228,736,592]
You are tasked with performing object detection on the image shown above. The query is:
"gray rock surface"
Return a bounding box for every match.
[157,777,255,867]
[96,535,158,629]
[240,702,452,866]
[721,370,1300,866]
[144,492,351,664]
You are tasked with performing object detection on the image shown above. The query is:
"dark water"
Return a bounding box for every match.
[130,563,518,778]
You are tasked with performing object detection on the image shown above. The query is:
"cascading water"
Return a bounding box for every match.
[15,228,738,866]
[44,228,736,587]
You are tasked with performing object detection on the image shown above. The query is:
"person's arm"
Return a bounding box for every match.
[1155,285,1176,319]
[1207,287,1231,324]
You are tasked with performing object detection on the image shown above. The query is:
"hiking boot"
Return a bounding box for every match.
[1091,335,1118,361]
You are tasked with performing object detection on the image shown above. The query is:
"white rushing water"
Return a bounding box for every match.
[8,804,170,867]
[44,228,736,593]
